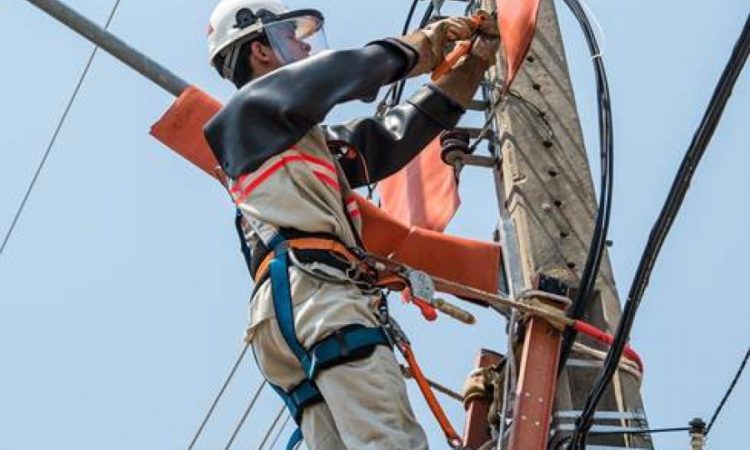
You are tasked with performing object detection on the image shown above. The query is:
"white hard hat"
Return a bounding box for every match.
[207,0,327,82]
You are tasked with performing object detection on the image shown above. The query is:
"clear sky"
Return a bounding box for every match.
[1,0,748,449]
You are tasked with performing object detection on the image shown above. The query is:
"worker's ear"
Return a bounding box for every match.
[250,40,275,63]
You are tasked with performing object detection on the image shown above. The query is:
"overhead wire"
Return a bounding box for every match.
[267,413,292,450]
[377,0,435,113]
[392,1,436,105]
[256,405,287,450]
[556,0,615,374]
[187,343,251,450]
[706,346,750,435]
[0,0,122,258]
[567,13,750,450]
[224,380,268,450]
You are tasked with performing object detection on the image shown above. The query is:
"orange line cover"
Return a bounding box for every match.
[377,137,460,232]
[150,85,222,178]
[150,86,501,299]
[497,0,542,90]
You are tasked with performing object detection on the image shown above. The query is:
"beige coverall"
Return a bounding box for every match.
[233,128,429,449]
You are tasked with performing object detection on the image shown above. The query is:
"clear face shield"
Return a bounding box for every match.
[263,10,328,65]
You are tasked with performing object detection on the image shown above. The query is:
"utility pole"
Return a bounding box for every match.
[482,0,652,448]
[25,0,653,447]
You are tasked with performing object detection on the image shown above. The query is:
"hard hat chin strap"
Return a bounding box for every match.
[221,43,243,81]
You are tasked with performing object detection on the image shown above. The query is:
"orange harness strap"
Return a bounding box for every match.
[254,237,462,446]
[253,237,360,284]
[401,343,463,448]
[254,237,412,292]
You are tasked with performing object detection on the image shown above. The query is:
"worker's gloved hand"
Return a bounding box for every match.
[474,10,500,37]
[398,15,479,77]
[471,34,500,67]
[430,34,500,109]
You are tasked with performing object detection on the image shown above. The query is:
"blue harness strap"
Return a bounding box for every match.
[264,235,390,449]
[307,326,390,379]
[233,209,254,276]
[269,243,312,372]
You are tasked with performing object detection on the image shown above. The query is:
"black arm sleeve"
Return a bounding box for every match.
[323,84,465,188]
[204,39,418,178]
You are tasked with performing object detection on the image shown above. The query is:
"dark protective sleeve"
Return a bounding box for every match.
[323,84,465,188]
[204,39,418,178]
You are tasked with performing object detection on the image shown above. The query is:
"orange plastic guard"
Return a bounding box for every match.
[354,192,501,297]
[150,87,501,300]
[377,137,460,232]
[150,85,222,178]
[497,0,542,91]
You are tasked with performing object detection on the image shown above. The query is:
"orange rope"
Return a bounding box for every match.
[400,343,463,448]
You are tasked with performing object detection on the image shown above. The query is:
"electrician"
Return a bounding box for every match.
[204,1,499,448]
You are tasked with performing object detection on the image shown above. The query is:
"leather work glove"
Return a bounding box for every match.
[470,34,501,67]
[398,15,480,76]
[474,9,500,38]
[431,34,501,109]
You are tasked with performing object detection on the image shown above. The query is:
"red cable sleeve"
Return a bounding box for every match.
[573,320,644,373]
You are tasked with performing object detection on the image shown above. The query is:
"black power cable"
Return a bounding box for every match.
[707,346,750,435]
[568,14,750,450]
[556,0,614,371]
[378,0,435,112]
[392,1,434,105]
[187,343,250,450]
[0,0,122,258]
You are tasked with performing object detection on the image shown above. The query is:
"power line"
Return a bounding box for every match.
[224,380,268,450]
[557,0,615,375]
[187,343,250,450]
[0,0,122,258]
[267,413,292,450]
[707,346,750,435]
[568,13,750,450]
[256,405,287,450]
[590,427,690,437]
[377,0,435,113]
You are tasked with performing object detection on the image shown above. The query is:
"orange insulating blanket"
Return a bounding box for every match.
[497,0,542,90]
[355,192,499,295]
[150,86,501,299]
[377,137,460,232]
[150,85,222,178]
[377,3,543,232]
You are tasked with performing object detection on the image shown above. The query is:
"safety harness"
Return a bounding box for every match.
[249,230,391,449]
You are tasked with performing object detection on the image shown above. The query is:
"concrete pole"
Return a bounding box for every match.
[483,0,652,448]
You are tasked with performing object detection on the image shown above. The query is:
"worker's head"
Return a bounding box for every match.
[208,0,327,88]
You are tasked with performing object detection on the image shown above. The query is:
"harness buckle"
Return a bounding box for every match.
[403,269,438,322]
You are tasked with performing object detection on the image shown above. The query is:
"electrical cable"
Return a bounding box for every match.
[267,413,292,450]
[256,405,287,450]
[377,0,435,113]
[224,380,268,450]
[401,0,420,36]
[568,14,750,450]
[392,1,435,106]
[556,0,615,374]
[589,427,690,437]
[0,0,122,258]
[555,427,690,448]
[706,346,750,435]
[187,343,250,450]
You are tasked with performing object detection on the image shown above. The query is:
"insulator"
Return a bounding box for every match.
[440,129,471,166]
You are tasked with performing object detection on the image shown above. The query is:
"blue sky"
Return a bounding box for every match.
[1,0,748,449]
